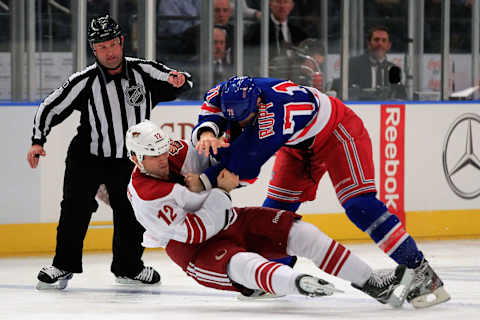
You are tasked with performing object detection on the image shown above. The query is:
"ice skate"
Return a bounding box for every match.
[406,258,450,308]
[352,265,415,307]
[295,274,342,297]
[237,289,286,301]
[115,266,161,285]
[36,266,73,290]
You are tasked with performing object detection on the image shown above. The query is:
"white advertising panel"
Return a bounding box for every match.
[1,102,479,225]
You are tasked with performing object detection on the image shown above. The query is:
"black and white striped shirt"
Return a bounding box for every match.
[31,57,192,158]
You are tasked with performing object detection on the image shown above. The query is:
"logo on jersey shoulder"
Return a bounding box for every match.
[206,84,221,102]
[125,84,145,107]
[272,81,307,95]
[258,102,275,139]
[169,140,184,156]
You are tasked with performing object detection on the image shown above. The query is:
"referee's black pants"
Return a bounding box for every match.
[52,144,145,278]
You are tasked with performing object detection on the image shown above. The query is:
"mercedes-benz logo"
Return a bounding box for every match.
[442,113,480,199]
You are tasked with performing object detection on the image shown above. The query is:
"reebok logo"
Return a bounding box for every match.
[272,210,284,224]
[380,105,405,224]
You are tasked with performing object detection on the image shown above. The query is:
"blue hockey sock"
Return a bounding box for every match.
[262,198,301,212]
[390,238,424,268]
[270,256,297,268]
[344,194,424,268]
[368,214,424,268]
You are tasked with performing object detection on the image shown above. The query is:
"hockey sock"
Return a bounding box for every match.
[269,256,297,267]
[227,252,300,295]
[344,194,424,269]
[262,197,301,212]
[286,220,372,287]
[366,213,424,269]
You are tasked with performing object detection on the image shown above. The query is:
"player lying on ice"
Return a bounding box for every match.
[125,120,414,307]
[189,76,450,308]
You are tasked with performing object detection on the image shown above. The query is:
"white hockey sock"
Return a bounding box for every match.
[227,252,301,295]
[286,220,372,287]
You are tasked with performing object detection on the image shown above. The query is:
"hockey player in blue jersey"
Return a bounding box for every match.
[188,76,450,308]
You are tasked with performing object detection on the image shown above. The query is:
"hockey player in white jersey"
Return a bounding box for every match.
[124,120,414,307]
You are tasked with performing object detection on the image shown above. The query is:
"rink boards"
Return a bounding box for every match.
[1,101,479,255]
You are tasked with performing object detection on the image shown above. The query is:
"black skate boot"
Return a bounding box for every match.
[36,266,73,290]
[295,274,342,297]
[406,258,450,308]
[115,266,161,285]
[233,279,286,301]
[352,265,415,307]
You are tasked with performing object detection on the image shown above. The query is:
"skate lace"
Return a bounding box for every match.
[42,266,67,278]
[134,267,154,282]
[413,262,428,285]
[369,270,396,288]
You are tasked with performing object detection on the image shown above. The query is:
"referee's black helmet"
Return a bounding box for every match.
[88,14,123,44]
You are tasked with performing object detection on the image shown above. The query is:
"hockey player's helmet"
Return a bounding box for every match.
[88,14,123,44]
[220,76,261,122]
[125,120,170,167]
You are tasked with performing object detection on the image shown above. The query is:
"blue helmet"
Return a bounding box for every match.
[220,76,261,122]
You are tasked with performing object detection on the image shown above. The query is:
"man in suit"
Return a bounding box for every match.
[180,0,234,56]
[332,25,406,100]
[212,26,234,84]
[183,26,234,100]
[349,26,396,90]
[245,0,308,75]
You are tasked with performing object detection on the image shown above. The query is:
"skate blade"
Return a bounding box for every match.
[310,284,344,297]
[36,279,70,290]
[115,277,161,286]
[326,285,345,294]
[411,286,451,308]
[299,276,344,297]
[237,292,286,301]
[386,268,416,308]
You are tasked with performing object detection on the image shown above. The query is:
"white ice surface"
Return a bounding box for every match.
[1,239,479,320]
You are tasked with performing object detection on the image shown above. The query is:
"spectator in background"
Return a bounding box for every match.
[212,26,234,84]
[288,0,322,38]
[245,0,307,57]
[156,0,201,55]
[349,26,396,90]
[157,0,201,37]
[238,0,262,21]
[364,0,407,53]
[183,25,234,100]
[268,38,326,92]
[180,0,234,56]
[292,38,326,91]
[331,25,406,100]
[244,0,308,75]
